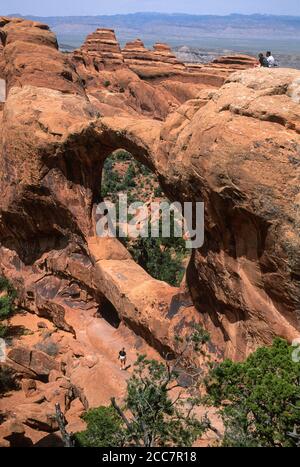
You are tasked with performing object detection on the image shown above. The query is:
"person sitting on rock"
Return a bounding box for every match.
[258,53,269,68]
[266,51,277,67]
[118,347,127,371]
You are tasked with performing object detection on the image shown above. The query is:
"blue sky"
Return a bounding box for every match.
[3,0,300,17]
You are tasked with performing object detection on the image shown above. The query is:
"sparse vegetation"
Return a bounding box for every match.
[113,150,132,161]
[0,276,17,337]
[101,153,189,286]
[75,406,122,447]
[123,235,186,286]
[64,328,300,448]
[206,338,300,447]
[76,326,212,447]
[0,277,16,319]
[154,186,163,197]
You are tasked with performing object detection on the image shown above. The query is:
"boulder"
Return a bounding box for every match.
[8,347,60,378]
[48,369,64,383]
[14,402,59,432]
[21,379,37,397]
[212,54,258,68]
[37,321,48,329]
[0,419,33,447]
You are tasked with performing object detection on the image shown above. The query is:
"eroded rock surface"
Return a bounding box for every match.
[70,29,256,120]
[79,28,124,69]
[0,17,299,370]
[1,16,299,448]
[212,54,258,68]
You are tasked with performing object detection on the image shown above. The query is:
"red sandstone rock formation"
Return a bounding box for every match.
[212,54,258,68]
[122,39,186,77]
[8,347,60,378]
[70,30,257,121]
[75,28,124,70]
[0,17,82,95]
[0,19,300,446]
[72,33,242,120]
[1,16,299,358]
[71,33,180,120]
[122,38,213,105]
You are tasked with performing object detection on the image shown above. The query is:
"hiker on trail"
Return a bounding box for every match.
[258,53,269,68]
[118,347,127,371]
[266,51,277,67]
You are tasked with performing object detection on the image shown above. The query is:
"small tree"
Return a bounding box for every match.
[127,236,185,286]
[287,402,300,447]
[75,406,122,447]
[206,338,300,447]
[110,326,213,447]
[0,276,17,337]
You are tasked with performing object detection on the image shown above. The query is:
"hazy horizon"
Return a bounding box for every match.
[4,12,300,18]
[3,0,300,17]
[3,3,300,66]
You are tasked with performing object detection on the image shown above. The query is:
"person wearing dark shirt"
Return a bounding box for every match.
[118,347,127,370]
[258,53,269,68]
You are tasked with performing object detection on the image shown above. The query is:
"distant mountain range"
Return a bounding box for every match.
[7,13,300,39]
[7,13,300,59]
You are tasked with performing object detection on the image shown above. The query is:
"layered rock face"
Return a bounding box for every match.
[71,32,179,120]
[212,54,258,68]
[101,69,300,357]
[0,308,167,446]
[0,17,299,365]
[152,69,300,358]
[122,39,186,77]
[0,17,82,95]
[75,28,124,70]
[70,31,257,120]
[0,17,201,363]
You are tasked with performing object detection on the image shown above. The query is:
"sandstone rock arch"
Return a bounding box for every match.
[0,17,300,361]
[0,66,196,359]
